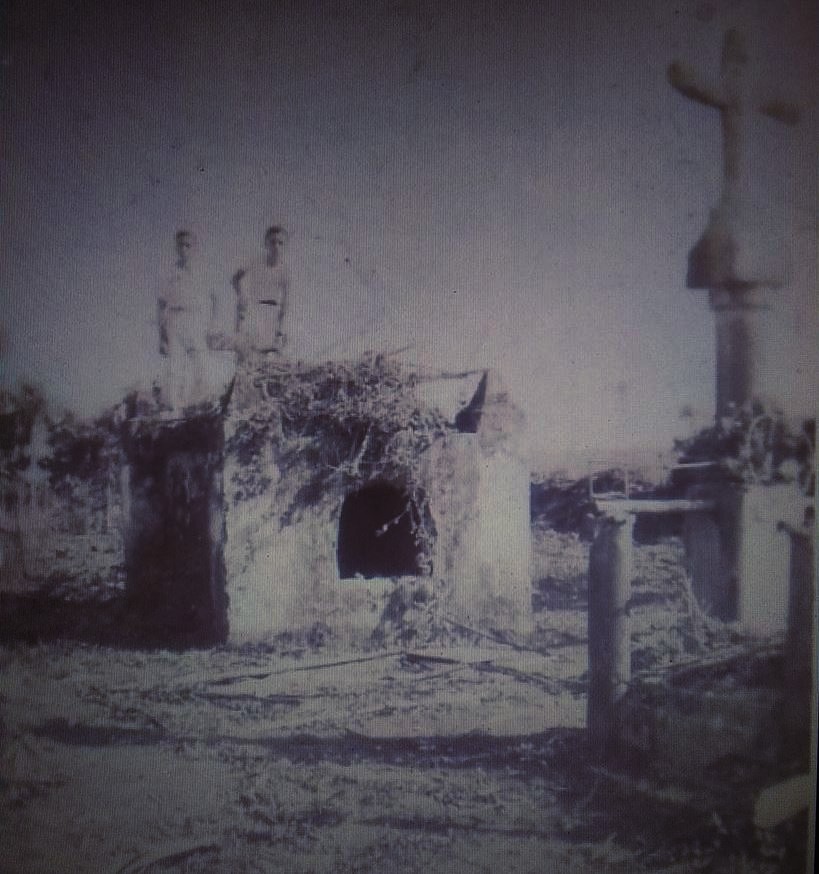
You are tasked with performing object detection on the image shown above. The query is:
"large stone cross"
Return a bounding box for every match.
[669,28,800,289]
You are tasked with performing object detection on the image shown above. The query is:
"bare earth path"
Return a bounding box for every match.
[0,538,808,872]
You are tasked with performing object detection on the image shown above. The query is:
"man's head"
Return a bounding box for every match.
[175,230,197,266]
[264,225,287,266]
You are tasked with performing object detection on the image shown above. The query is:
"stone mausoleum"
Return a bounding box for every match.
[122,358,532,646]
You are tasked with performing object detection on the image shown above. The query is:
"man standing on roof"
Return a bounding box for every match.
[233,225,290,363]
[158,229,209,408]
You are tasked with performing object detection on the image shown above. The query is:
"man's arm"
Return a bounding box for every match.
[276,273,289,348]
[157,296,169,356]
[232,269,246,334]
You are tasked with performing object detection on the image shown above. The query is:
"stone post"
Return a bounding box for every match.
[778,519,815,764]
[734,482,802,634]
[587,512,635,754]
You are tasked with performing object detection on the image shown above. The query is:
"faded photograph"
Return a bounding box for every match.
[0,1,816,872]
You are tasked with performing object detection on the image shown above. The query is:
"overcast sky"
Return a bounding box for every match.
[1,0,816,464]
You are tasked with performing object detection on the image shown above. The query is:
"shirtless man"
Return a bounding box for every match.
[233,225,290,361]
[158,230,209,407]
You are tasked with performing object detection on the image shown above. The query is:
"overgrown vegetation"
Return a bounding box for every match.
[0,383,130,533]
[675,407,814,493]
[227,355,452,558]
[46,414,119,492]
[531,406,815,542]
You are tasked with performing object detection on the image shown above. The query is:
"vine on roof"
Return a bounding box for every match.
[227,354,452,560]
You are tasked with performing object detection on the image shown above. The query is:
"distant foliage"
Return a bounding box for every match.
[39,405,126,514]
[47,421,108,484]
[530,469,658,541]
[0,384,45,453]
[530,409,815,541]
[0,384,48,504]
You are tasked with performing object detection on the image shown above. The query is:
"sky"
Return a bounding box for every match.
[1,0,816,466]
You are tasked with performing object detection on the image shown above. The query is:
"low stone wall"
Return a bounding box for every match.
[615,650,795,779]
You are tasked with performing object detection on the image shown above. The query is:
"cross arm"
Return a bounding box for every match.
[668,61,726,109]
[758,98,801,126]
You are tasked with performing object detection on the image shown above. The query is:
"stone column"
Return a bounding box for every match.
[669,29,798,417]
[710,286,775,418]
[587,512,635,754]
[669,26,802,642]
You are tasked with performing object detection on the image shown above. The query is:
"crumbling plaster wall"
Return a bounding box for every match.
[425,433,532,635]
[222,418,402,644]
[223,427,532,644]
[121,363,533,646]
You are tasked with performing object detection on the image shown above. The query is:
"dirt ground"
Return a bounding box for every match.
[0,534,810,873]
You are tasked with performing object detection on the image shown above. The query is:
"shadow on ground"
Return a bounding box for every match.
[0,593,215,649]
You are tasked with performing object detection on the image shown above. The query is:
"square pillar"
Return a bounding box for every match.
[123,413,227,644]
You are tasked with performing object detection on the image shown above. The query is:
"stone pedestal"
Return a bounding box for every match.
[122,363,531,647]
[734,483,803,634]
[684,481,806,635]
[221,434,348,644]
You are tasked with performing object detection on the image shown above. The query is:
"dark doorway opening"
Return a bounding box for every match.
[337,483,425,579]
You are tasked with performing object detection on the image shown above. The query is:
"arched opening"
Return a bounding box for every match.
[337,483,427,579]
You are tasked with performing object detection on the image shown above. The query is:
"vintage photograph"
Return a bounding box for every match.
[1,1,816,871]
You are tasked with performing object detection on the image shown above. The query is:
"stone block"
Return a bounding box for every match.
[683,482,806,635]
[616,650,789,780]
